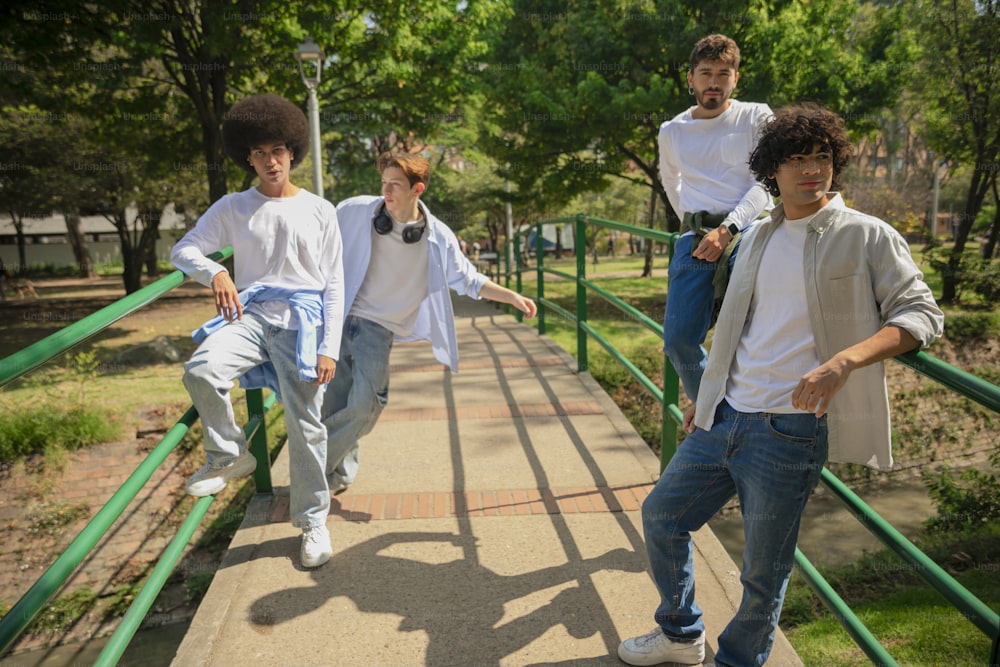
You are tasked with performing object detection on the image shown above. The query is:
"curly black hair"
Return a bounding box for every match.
[749,103,854,197]
[222,94,310,175]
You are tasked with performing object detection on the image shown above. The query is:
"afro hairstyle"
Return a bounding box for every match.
[222,94,310,175]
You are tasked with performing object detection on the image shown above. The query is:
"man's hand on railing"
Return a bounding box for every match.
[682,404,696,434]
[211,271,243,322]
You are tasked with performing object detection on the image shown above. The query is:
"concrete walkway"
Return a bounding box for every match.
[172,298,802,667]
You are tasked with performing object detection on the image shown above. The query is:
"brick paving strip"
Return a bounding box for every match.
[266,377,655,524]
[268,484,655,524]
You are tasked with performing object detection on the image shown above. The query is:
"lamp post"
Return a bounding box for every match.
[295,37,324,198]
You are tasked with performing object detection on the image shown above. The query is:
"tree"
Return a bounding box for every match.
[480,0,911,269]
[909,0,1000,303]
[3,2,502,290]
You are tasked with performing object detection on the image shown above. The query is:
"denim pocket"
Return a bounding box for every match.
[765,413,818,444]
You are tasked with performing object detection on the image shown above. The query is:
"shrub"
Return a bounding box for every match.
[966,261,1000,303]
[922,451,1000,533]
[0,405,121,465]
[943,311,999,341]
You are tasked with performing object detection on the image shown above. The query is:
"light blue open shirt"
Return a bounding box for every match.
[192,285,324,401]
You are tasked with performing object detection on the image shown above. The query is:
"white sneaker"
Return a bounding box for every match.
[618,627,705,666]
[300,524,332,568]
[185,450,257,496]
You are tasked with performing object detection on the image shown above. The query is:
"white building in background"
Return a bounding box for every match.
[0,204,189,270]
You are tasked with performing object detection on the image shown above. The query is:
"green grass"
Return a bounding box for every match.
[786,566,999,666]
[0,405,122,465]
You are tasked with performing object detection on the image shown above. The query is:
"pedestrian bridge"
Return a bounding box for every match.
[170,296,796,666]
[2,216,997,665]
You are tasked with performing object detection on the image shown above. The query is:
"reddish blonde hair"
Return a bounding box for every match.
[376,152,431,188]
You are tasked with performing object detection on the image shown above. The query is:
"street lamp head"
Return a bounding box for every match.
[296,37,323,87]
[295,37,323,62]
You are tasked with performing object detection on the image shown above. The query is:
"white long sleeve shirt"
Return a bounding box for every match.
[170,187,345,359]
[658,99,773,233]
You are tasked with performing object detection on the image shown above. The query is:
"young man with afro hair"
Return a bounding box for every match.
[618,104,943,666]
[171,93,344,568]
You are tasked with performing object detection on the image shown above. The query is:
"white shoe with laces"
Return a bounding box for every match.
[618,627,705,665]
[185,450,257,496]
[300,523,332,568]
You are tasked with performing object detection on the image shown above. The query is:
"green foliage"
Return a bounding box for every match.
[67,350,99,406]
[185,572,214,605]
[788,569,998,666]
[103,581,142,619]
[923,240,980,304]
[0,405,120,465]
[784,524,1000,665]
[28,586,99,634]
[966,261,1000,303]
[922,450,1000,532]
[944,311,1000,341]
[0,345,124,464]
[24,501,91,539]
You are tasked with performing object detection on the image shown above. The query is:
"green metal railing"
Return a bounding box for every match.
[0,248,279,665]
[502,214,1000,666]
[500,214,682,466]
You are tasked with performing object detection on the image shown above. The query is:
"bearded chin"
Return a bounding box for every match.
[699,94,723,109]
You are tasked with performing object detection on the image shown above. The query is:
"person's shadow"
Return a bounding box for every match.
[247,531,647,666]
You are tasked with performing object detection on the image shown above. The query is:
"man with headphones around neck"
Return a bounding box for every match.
[320,152,537,556]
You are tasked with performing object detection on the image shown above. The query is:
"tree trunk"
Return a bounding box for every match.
[983,178,999,260]
[63,210,96,278]
[142,208,161,278]
[8,211,28,276]
[113,211,140,294]
[942,167,991,303]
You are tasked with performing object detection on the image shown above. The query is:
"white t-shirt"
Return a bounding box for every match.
[658,99,773,233]
[723,201,847,413]
[350,213,430,337]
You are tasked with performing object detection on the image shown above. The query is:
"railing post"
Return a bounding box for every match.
[536,222,546,336]
[514,235,524,323]
[245,388,272,493]
[575,214,588,373]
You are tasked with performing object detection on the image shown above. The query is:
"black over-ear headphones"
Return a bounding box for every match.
[373,203,426,244]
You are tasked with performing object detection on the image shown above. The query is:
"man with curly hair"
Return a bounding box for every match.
[619,105,944,666]
[659,34,773,404]
[171,93,344,568]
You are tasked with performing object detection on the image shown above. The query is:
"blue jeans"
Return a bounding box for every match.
[182,313,329,529]
[662,233,739,401]
[642,401,828,667]
[323,316,393,481]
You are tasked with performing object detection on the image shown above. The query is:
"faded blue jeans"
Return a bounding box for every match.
[323,316,393,483]
[662,232,740,401]
[641,401,828,667]
[182,313,329,529]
